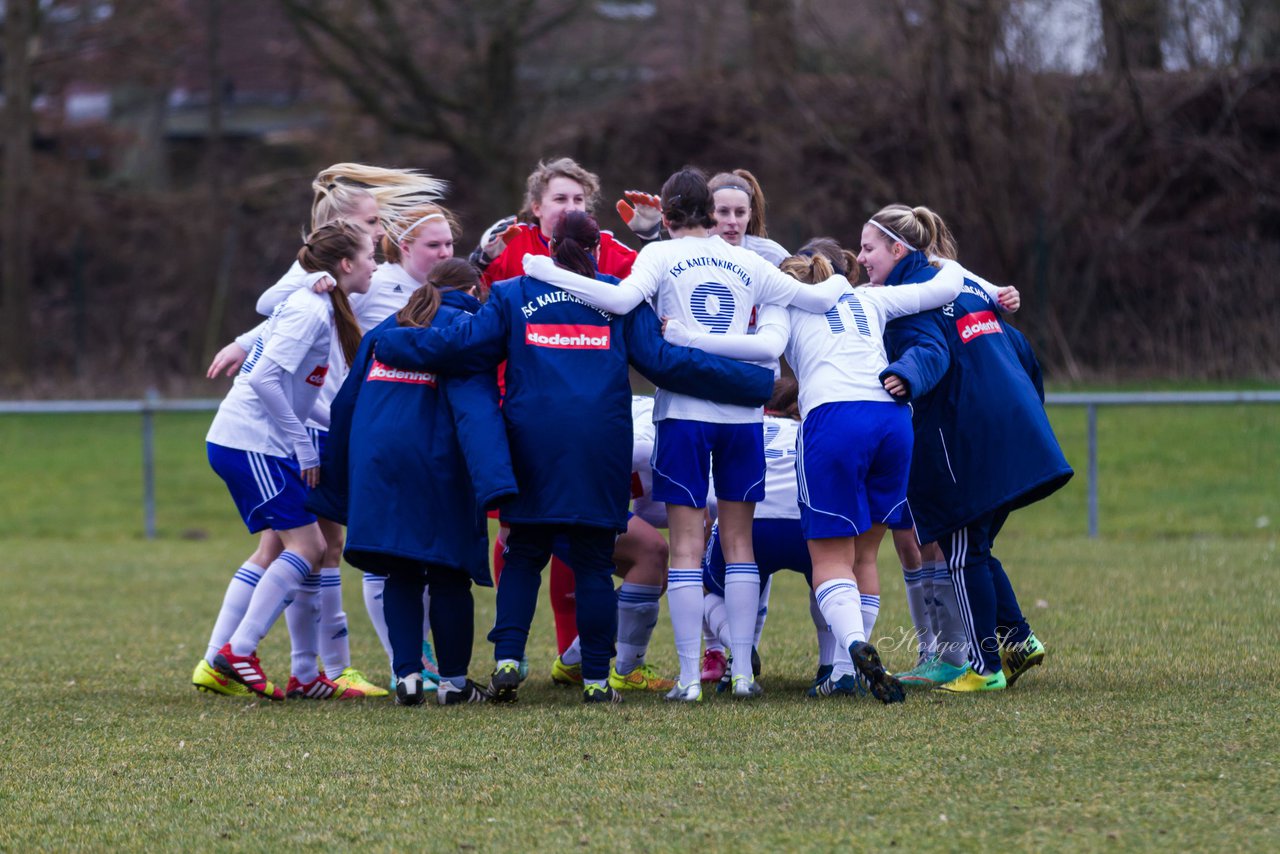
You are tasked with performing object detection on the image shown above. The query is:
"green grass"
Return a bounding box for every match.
[1,405,1278,850]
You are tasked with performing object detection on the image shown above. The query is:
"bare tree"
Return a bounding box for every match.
[2,0,36,378]
[1101,0,1167,71]
[277,0,599,211]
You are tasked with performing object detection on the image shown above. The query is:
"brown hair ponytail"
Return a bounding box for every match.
[297,220,366,367]
[396,258,481,329]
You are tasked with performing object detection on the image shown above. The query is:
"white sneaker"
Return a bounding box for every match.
[663,680,702,703]
[731,675,763,699]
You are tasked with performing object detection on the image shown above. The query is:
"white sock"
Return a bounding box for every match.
[318,566,350,676]
[229,551,311,655]
[902,564,934,658]
[560,635,582,667]
[205,562,264,663]
[724,563,759,682]
[615,581,662,675]
[831,636,856,679]
[814,578,865,653]
[703,592,731,649]
[285,573,322,683]
[860,594,881,644]
[753,575,773,648]
[362,573,394,672]
[809,589,836,667]
[666,569,704,686]
[703,613,724,654]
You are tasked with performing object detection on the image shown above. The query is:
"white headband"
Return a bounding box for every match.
[869,220,917,252]
[397,212,447,244]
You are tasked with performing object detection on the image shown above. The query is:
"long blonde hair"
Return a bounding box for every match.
[310,163,448,231]
[381,203,460,264]
[868,204,958,261]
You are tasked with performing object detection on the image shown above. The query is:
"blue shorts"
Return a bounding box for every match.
[796,401,912,539]
[702,517,811,596]
[889,500,915,532]
[651,419,765,508]
[207,442,317,534]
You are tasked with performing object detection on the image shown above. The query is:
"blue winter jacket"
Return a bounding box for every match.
[307,290,515,585]
[879,252,1072,544]
[376,272,776,532]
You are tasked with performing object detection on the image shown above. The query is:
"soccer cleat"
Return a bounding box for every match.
[395,673,425,706]
[332,666,390,698]
[286,673,361,700]
[1001,633,1046,687]
[550,655,583,686]
[810,663,835,691]
[608,663,676,693]
[849,640,906,705]
[935,665,1007,693]
[518,657,530,682]
[807,672,868,698]
[895,652,940,686]
[192,658,250,697]
[583,684,624,704]
[212,643,284,701]
[437,679,491,705]
[899,656,968,689]
[664,680,703,703]
[731,675,763,699]
[488,662,522,703]
[700,648,728,683]
[421,641,441,684]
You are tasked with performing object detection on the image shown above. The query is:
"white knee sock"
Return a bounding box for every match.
[318,566,350,676]
[861,593,881,643]
[703,613,724,654]
[285,573,322,682]
[615,581,662,675]
[903,564,934,658]
[362,573,394,671]
[753,575,773,648]
[560,635,582,666]
[666,569,704,686]
[229,551,311,655]
[724,563,759,682]
[814,578,865,653]
[205,562,264,664]
[703,592,731,650]
[809,589,836,667]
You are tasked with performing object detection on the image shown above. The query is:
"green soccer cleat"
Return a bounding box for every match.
[935,665,1007,693]
[1001,633,1046,687]
[192,658,251,697]
[894,652,939,686]
[608,663,676,692]
[550,655,583,686]
[332,666,390,698]
[583,683,624,704]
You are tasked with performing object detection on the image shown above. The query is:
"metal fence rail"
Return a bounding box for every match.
[4,391,1278,539]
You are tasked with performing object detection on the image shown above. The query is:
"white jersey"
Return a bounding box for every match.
[741,234,789,267]
[353,262,421,333]
[758,415,801,519]
[207,289,334,457]
[784,283,941,417]
[629,395,667,528]
[626,235,803,425]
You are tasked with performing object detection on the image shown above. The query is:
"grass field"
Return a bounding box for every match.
[1,404,1278,850]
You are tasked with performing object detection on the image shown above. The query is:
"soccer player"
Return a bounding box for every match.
[203,222,375,700]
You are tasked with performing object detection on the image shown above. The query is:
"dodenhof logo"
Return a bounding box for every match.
[367,359,437,385]
[525,323,610,349]
[956,310,1002,343]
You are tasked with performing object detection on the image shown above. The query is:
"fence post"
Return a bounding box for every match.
[1087,403,1098,539]
[142,388,158,540]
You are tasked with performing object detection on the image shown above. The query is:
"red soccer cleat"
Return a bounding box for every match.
[212,643,284,701]
[285,672,362,700]
[700,648,728,684]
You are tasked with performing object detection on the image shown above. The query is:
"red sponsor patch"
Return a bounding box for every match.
[956,310,1003,343]
[305,365,329,387]
[367,359,436,386]
[525,323,610,349]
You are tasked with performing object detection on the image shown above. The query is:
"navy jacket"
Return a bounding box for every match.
[879,252,1072,543]
[307,290,515,584]
[377,272,775,532]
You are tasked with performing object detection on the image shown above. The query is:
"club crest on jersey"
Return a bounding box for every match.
[525,323,610,349]
[305,365,329,386]
[957,310,1002,343]
[367,359,436,386]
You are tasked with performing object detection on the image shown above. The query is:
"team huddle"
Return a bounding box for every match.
[192,157,1072,707]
